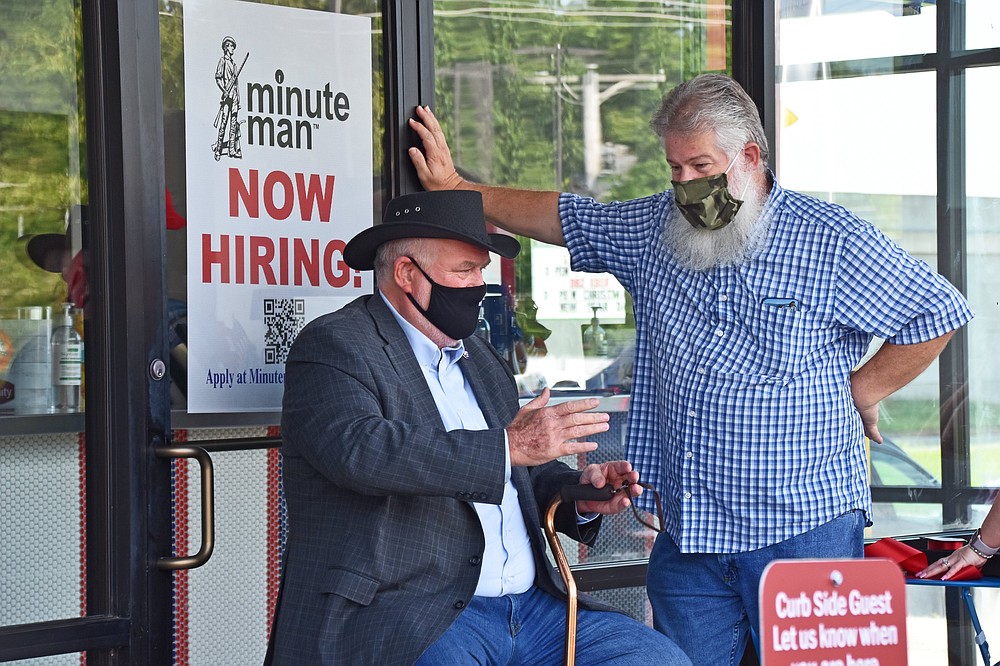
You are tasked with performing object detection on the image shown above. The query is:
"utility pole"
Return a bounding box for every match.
[580,65,665,192]
[554,44,563,189]
[523,48,666,194]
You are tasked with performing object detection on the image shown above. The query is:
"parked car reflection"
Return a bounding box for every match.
[869,438,989,538]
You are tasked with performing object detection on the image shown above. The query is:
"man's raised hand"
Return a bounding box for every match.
[506,387,609,467]
[407,105,466,192]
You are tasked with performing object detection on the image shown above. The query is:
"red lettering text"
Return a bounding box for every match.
[200,233,355,288]
[229,168,335,222]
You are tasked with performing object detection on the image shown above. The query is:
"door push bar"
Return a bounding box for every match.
[154,445,215,571]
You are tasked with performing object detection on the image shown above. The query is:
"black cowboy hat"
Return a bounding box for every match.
[18,204,89,273]
[344,190,520,270]
[20,232,68,273]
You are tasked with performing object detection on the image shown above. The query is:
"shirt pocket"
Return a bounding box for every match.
[752,296,815,378]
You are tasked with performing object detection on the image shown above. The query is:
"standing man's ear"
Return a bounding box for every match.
[742,142,762,169]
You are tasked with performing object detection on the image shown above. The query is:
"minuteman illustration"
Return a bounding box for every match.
[212,35,248,160]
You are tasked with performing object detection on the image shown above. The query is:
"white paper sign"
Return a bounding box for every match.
[183,0,372,413]
[530,242,626,323]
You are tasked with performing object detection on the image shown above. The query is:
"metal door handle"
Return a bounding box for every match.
[155,445,215,570]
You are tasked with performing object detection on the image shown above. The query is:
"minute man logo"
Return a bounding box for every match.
[209,34,353,160]
[212,35,245,160]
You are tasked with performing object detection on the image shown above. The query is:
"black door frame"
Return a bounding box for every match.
[83,0,175,660]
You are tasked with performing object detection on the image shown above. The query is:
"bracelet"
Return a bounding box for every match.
[968,529,999,559]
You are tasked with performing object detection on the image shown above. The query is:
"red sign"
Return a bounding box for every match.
[0,329,13,373]
[759,558,908,666]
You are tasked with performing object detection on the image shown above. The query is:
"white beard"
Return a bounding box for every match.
[662,166,771,272]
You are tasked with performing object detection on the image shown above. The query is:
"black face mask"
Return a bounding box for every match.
[405,257,486,340]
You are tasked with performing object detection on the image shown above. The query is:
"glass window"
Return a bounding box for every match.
[966,66,1000,489]
[1,0,87,419]
[0,0,90,630]
[777,4,1000,663]
[434,0,732,564]
[777,69,944,488]
[777,5,948,500]
[778,1,935,68]
[159,0,385,421]
[966,0,1000,50]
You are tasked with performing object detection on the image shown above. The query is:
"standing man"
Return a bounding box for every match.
[408,74,974,664]
[273,190,691,665]
[212,35,242,160]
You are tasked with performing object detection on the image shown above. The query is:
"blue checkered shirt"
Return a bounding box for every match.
[560,177,974,553]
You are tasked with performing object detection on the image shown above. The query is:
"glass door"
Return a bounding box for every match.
[1,0,174,661]
[157,1,388,661]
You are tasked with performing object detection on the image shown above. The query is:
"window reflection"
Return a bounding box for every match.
[435,1,728,402]
[966,66,1000,489]
[1,0,87,417]
[0,0,91,633]
[435,1,731,565]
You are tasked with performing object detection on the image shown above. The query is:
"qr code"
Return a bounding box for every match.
[264,298,305,365]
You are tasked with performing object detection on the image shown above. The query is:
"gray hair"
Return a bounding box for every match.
[649,74,769,165]
[373,238,433,285]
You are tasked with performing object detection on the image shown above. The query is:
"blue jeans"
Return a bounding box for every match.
[415,585,691,666]
[646,510,866,666]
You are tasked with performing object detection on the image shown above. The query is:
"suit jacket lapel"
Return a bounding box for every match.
[365,293,444,429]
[462,353,500,427]
[368,295,529,512]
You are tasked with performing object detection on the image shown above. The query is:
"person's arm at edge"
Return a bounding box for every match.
[916,493,1000,579]
[850,331,956,444]
[981,497,1000,551]
[407,104,566,246]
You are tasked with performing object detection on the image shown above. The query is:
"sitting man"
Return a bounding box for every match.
[272,190,690,665]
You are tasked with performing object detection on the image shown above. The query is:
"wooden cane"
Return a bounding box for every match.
[543,483,616,666]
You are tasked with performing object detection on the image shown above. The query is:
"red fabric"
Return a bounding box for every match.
[865,537,982,581]
[63,251,88,310]
[166,188,187,230]
[926,538,964,551]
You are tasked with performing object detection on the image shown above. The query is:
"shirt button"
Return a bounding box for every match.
[720,294,728,302]
[685,451,694,459]
[715,329,724,337]
[697,367,706,374]
[469,556,481,565]
[454,600,466,609]
[684,492,692,499]
[688,410,696,417]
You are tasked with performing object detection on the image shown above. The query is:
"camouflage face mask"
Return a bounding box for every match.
[671,155,747,231]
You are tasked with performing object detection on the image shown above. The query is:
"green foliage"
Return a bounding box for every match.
[432,0,727,295]
[433,0,719,198]
[0,0,86,309]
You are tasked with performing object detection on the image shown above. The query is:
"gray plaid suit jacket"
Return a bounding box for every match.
[272,294,613,665]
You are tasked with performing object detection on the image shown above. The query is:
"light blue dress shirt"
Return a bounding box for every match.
[382,292,535,596]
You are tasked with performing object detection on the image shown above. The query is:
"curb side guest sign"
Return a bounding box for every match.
[183,0,372,413]
[759,559,908,666]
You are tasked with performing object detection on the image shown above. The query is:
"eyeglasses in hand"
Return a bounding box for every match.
[613,482,665,533]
